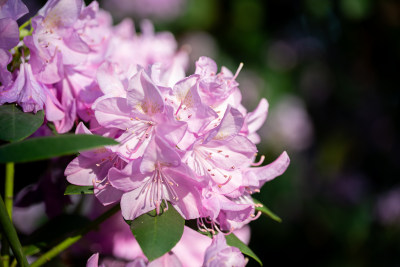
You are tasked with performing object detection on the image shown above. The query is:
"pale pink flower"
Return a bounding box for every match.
[203,233,246,267]
[199,189,253,233]
[240,98,269,144]
[242,151,290,192]
[65,122,125,205]
[195,56,243,108]
[109,137,202,220]
[183,106,256,197]
[0,61,47,113]
[94,69,187,161]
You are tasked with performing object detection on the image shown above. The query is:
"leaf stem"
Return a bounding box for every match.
[30,204,121,267]
[5,163,14,219]
[18,18,31,32]
[0,195,29,267]
[1,163,15,267]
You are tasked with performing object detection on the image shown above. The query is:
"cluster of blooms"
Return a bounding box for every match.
[0,0,290,266]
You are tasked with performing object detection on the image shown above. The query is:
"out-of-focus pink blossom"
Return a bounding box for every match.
[203,233,246,267]
[376,186,400,225]
[102,0,185,21]
[263,95,314,151]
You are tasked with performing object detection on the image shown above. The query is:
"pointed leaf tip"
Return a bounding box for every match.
[128,203,184,261]
[253,198,282,223]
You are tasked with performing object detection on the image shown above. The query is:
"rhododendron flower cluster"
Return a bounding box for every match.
[0,0,290,266]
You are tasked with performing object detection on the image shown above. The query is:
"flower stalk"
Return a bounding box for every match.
[5,163,14,219]
[0,195,28,267]
[1,162,15,267]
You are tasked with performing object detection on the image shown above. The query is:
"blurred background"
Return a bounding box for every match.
[16,0,400,266]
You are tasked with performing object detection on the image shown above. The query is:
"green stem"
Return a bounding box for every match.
[0,195,28,267]
[30,204,121,267]
[18,19,31,32]
[1,239,9,267]
[1,163,14,267]
[5,163,14,220]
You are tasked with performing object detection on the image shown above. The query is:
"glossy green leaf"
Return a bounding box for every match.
[0,104,44,142]
[253,198,282,223]
[226,233,262,266]
[64,185,94,195]
[129,203,185,261]
[0,134,118,163]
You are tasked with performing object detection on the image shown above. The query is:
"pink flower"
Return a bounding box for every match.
[24,0,114,132]
[64,123,125,205]
[0,61,47,113]
[165,74,217,134]
[240,98,269,144]
[183,106,256,196]
[0,1,27,94]
[94,69,187,161]
[195,56,243,108]
[242,151,290,191]
[200,190,253,233]
[109,137,202,220]
[103,0,185,21]
[105,20,187,77]
[203,233,246,267]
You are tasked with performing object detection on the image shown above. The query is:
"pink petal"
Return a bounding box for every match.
[172,227,212,267]
[0,0,28,20]
[0,18,19,50]
[86,253,99,267]
[245,151,290,188]
[96,62,126,97]
[127,70,164,115]
[109,161,144,192]
[148,252,182,267]
[94,185,124,206]
[205,106,244,143]
[94,97,134,130]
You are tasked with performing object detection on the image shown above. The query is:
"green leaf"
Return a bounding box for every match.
[0,134,118,163]
[253,198,282,223]
[0,104,44,142]
[226,233,262,266]
[129,203,185,261]
[64,185,94,195]
[22,245,41,256]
